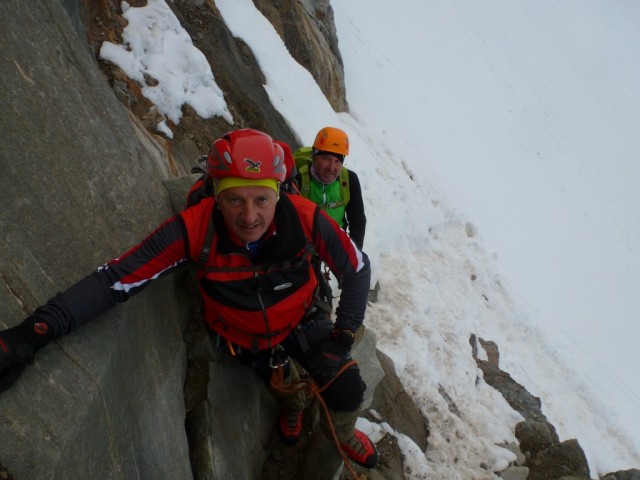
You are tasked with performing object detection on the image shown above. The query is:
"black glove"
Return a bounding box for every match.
[307,328,356,385]
[328,328,356,350]
[0,318,54,394]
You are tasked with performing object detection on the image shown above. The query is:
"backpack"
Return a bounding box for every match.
[185,155,213,208]
[293,147,350,205]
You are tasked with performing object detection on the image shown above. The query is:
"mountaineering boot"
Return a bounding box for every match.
[277,409,304,445]
[320,407,378,467]
[340,429,379,469]
[269,358,308,445]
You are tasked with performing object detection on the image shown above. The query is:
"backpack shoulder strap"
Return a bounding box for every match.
[193,208,216,270]
[339,167,350,205]
[298,163,311,197]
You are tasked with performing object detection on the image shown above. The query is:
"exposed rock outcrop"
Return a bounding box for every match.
[471,334,639,480]
[253,0,348,113]
[1,1,191,479]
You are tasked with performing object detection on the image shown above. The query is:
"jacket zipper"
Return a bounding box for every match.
[255,271,271,348]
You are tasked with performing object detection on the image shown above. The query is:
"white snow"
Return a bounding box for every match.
[99,0,233,137]
[99,0,640,477]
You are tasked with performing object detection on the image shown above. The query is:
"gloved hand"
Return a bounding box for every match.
[328,328,356,350]
[307,328,356,385]
[0,318,54,394]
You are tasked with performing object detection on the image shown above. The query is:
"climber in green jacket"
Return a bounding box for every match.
[294,127,367,250]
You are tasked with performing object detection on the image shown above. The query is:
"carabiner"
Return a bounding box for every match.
[268,344,289,369]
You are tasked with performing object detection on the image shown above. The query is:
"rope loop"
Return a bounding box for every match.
[269,359,366,480]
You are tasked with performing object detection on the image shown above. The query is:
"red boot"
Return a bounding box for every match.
[340,429,379,468]
[277,409,304,445]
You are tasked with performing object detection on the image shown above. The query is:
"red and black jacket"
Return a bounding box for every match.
[28,194,371,351]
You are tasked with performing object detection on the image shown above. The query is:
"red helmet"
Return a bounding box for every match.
[274,140,295,180]
[207,129,287,182]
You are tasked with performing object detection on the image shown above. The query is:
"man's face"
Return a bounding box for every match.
[313,153,343,184]
[217,186,278,243]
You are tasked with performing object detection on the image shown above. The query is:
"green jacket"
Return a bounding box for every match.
[297,162,350,227]
[293,146,367,249]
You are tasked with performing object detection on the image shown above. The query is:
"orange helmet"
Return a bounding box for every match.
[207,129,287,182]
[312,127,349,157]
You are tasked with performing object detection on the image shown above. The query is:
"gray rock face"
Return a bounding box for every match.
[1,1,191,479]
[471,335,639,480]
[372,350,429,451]
[527,439,590,480]
[253,0,349,113]
[600,470,640,480]
[0,3,382,479]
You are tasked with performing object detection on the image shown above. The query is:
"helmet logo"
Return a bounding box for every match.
[244,158,262,173]
[318,129,329,146]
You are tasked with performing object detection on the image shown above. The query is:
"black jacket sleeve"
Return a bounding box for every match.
[27,215,190,339]
[345,170,367,250]
[311,207,371,333]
